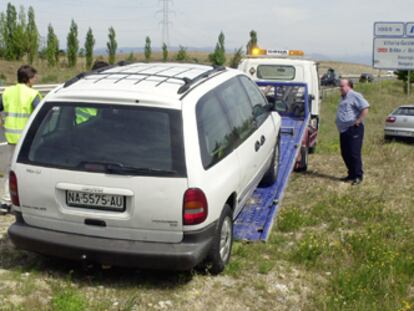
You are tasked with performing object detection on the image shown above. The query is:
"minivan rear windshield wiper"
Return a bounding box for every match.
[80,161,178,176]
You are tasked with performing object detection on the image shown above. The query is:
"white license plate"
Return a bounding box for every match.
[66,191,125,211]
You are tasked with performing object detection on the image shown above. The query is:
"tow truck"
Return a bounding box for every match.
[238,48,320,171]
[234,48,320,241]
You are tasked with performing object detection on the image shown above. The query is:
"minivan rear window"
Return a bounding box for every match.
[257,65,296,81]
[18,102,186,177]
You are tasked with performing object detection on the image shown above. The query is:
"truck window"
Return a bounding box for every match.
[257,65,295,81]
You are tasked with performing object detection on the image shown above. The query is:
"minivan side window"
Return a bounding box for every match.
[216,77,256,143]
[239,76,270,126]
[196,92,236,169]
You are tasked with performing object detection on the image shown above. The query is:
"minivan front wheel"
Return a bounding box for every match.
[260,136,281,186]
[206,205,233,275]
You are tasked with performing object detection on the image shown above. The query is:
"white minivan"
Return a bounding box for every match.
[8,63,281,274]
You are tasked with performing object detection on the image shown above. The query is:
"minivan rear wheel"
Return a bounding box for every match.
[205,205,233,275]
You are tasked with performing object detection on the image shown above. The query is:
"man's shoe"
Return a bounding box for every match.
[340,176,353,182]
[351,178,363,185]
[0,203,10,215]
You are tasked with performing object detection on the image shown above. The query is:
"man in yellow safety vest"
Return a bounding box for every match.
[0,65,41,214]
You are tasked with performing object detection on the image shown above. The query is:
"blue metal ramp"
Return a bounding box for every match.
[233,82,310,241]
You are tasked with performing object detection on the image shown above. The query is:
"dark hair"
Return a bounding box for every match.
[348,80,354,89]
[17,65,37,84]
[92,60,109,71]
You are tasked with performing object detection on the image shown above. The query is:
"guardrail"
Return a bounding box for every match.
[0,84,60,95]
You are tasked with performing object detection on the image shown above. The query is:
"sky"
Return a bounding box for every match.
[2,0,414,62]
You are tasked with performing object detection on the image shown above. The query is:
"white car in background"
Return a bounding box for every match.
[384,105,414,140]
[8,62,281,274]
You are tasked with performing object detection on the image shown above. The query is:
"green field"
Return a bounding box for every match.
[0,80,413,311]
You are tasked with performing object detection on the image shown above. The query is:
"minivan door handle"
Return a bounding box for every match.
[255,141,261,152]
[260,135,266,145]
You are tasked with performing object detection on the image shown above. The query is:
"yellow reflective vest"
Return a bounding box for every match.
[2,84,42,144]
[75,107,97,124]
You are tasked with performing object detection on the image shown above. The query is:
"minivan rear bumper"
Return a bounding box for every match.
[8,213,216,271]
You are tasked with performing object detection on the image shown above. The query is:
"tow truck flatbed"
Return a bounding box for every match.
[234,82,310,241]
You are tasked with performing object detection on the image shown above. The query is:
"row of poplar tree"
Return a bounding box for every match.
[0,2,257,70]
[0,3,119,69]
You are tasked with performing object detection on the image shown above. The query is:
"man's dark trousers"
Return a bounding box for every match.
[340,124,364,179]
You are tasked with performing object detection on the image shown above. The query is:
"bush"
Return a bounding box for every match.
[175,46,188,62]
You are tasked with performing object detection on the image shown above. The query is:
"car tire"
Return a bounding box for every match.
[260,136,281,186]
[295,145,308,172]
[308,129,317,154]
[205,205,233,275]
[308,143,316,154]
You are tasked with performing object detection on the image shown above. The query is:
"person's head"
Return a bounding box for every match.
[17,65,37,87]
[91,60,109,71]
[339,79,353,96]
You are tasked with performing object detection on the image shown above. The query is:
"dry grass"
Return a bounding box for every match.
[318,61,381,76]
[0,54,382,87]
[0,52,212,86]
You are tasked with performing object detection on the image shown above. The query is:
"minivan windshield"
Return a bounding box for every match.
[18,102,186,177]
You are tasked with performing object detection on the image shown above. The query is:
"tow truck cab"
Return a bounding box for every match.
[238,48,320,170]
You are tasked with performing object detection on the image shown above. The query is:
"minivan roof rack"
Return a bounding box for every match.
[62,63,226,94]
[177,65,225,94]
[62,61,123,88]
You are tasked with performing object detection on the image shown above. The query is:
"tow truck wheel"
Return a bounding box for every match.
[309,143,316,154]
[296,145,308,172]
[205,205,233,275]
[260,137,281,186]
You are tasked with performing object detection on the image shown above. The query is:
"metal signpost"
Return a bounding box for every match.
[373,22,414,95]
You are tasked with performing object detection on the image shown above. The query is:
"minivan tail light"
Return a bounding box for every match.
[386,116,396,123]
[183,188,208,225]
[9,171,20,206]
